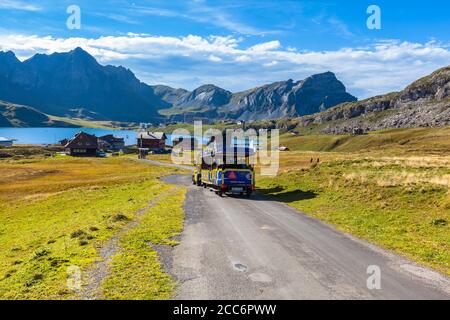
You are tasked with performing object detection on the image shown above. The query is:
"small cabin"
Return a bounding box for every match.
[64,132,98,156]
[0,137,15,147]
[98,134,125,151]
[137,132,167,151]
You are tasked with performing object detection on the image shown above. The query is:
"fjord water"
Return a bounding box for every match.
[0,127,138,146]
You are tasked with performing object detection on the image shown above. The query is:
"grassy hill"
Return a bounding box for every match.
[294,66,450,134]
[0,100,138,129]
[279,126,450,154]
[0,101,75,128]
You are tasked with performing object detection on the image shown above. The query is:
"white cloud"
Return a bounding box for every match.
[1,33,449,98]
[208,55,222,62]
[264,60,279,67]
[248,41,281,52]
[93,12,139,25]
[235,55,251,62]
[327,16,354,38]
[0,0,41,11]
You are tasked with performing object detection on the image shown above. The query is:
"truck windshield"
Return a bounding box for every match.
[221,164,252,170]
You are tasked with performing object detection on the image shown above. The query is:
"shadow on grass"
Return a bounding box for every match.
[259,186,318,203]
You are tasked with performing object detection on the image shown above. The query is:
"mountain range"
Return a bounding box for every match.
[0,48,167,123]
[297,65,450,134]
[156,72,357,121]
[0,48,356,125]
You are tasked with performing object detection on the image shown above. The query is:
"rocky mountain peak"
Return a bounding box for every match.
[0,51,21,75]
[0,49,167,122]
[398,66,450,103]
[0,50,19,62]
[298,65,450,134]
[71,46,88,55]
[175,84,232,109]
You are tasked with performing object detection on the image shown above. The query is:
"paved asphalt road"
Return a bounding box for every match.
[160,174,450,300]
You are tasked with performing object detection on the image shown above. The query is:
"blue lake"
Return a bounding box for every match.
[0,127,255,147]
[0,127,140,146]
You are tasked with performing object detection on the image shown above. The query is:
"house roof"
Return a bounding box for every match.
[98,134,124,142]
[65,132,98,149]
[138,132,167,140]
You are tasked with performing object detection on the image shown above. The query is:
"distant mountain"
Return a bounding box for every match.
[156,84,234,119]
[297,66,450,133]
[0,100,76,127]
[175,84,233,111]
[0,48,357,125]
[226,72,357,121]
[0,48,168,122]
[156,72,357,121]
[152,85,189,105]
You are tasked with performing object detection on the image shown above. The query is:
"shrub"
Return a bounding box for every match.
[70,230,87,238]
[33,249,50,259]
[431,218,447,226]
[111,213,129,222]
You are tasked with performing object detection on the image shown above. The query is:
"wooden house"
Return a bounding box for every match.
[98,134,125,151]
[0,137,15,147]
[64,132,98,156]
[137,132,167,151]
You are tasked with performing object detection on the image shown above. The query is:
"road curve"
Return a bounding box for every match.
[162,174,450,300]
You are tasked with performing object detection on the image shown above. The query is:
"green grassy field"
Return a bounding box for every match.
[1,125,449,299]
[0,156,186,299]
[48,115,139,129]
[258,127,450,276]
[101,188,185,299]
[279,126,450,154]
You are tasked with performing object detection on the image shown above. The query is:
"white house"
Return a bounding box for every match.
[0,137,15,147]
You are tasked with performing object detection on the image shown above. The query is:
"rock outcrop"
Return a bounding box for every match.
[297,66,450,133]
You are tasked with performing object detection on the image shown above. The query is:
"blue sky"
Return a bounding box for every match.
[1,0,450,98]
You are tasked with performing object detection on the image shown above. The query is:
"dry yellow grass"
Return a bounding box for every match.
[0,156,162,206]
